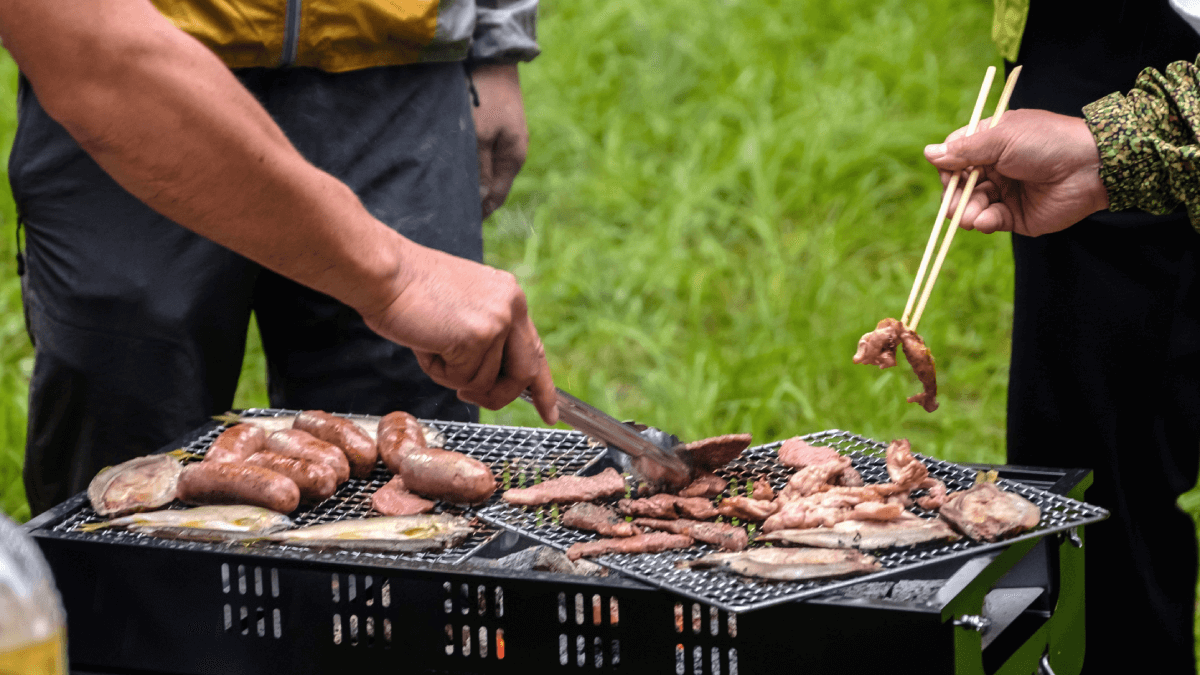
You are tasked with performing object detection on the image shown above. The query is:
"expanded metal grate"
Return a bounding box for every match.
[49,408,605,566]
[478,429,1110,613]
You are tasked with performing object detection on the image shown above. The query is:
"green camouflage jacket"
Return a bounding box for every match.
[1082,57,1200,230]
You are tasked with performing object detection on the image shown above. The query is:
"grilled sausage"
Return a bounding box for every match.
[293,410,378,478]
[398,447,496,505]
[176,462,300,513]
[203,424,266,464]
[246,451,338,502]
[377,411,426,474]
[264,429,351,484]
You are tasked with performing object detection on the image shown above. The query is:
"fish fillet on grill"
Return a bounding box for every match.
[756,512,960,550]
[677,547,881,581]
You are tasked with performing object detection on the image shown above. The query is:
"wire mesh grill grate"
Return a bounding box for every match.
[479,429,1109,613]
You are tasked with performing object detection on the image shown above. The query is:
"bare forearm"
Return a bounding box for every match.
[0,0,405,315]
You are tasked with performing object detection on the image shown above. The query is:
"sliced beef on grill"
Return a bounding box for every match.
[678,471,728,498]
[618,493,679,519]
[779,457,854,501]
[566,532,695,561]
[717,496,781,521]
[371,475,436,516]
[673,496,719,520]
[679,433,753,471]
[562,503,640,537]
[633,518,748,551]
[777,438,841,469]
[502,467,627,506]
[939,482,1040,542]
[749,477,775,501]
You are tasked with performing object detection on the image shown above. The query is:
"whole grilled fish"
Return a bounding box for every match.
[88,454,184,517]
[262,514,472,553]
[756,513,960,550]
[676,547,881,581]
[82,505,294,541]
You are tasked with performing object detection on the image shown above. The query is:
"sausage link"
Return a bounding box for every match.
[246,451,338,502]
[377,411,426,474]
[203,424,266,464]
[264,429,351,484]
[398,447,496,505]
[293,410,378,478]
[176,462,300,513]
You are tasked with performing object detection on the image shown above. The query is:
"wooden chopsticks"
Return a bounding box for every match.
[900,65,1023,333]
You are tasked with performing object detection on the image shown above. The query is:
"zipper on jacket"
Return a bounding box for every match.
[280,0,302,66]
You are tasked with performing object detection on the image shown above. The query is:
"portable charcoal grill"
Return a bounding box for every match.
[26,409,1105,675]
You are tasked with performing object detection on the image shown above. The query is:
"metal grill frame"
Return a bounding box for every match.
[478,429,1109,613]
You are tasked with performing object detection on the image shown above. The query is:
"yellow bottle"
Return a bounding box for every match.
[0,514,67,675]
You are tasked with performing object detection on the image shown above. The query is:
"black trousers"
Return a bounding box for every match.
[1009,218,1200,674]
[10,63,483,516]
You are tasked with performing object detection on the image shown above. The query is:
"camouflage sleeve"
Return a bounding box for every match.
[1082,55,1200,231]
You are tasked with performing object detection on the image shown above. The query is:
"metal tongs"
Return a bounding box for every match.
[520,388,693,489]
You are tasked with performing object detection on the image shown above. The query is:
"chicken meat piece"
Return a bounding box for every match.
[749,477,775,501]
[633,518,749,551]
[763,489,903,532]
[717,496,781,521]
[562,503,640,538]
[566,532,695,561]
[939,482,1040,542]
[884,439,929,492]
[915,477,948,510]
[779,457,853,501]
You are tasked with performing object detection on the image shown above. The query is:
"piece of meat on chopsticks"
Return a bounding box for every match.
[633,518,748,551]
[562,503,640,538]
[939,481,1040,542]
[567,532,695,560]
[852,318,938,412]
[502,467,627,506]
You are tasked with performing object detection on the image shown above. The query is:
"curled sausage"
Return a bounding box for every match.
[246,451,338,502]
[398,447,496,505]
[293,410,378,478]
[265,429,350,484]
[377,411,426,474]
[176,462,300,513]
[203,424,266,464]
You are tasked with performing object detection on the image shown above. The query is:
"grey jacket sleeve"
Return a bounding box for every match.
[471,0,540,63]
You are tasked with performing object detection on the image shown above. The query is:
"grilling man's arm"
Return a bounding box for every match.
[0,0,557,422]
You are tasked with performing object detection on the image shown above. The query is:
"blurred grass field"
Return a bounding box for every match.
[0,0,1197,662]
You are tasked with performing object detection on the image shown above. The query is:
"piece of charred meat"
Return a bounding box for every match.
[618,493,680,519]
[939,481,1040,542]
[853,317,938,412]
[633,518,748,551]
[679,433,753,472]
[562,503,640,538]
[502,467,627,506]
[678,471,728,498]
[567,532,695,560]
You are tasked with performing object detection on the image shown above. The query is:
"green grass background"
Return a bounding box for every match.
[0,0,1197,663]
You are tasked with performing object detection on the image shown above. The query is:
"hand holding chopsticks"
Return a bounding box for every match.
[900,66,1023,332]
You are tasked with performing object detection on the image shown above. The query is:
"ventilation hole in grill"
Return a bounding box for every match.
[558,592,567,624]
[576,635,586,667]
[460,583,470,616]
[382,580,391,608]
[675,644,685,675]
[610,597,620,626]
[727,614,737,638]
[461,625,472,656]
[611,639,621,667]
[366,616,376,647]
[592,595,602,626]
[477,585,487,616]
[559,634,568,665]
[711,647,721,675]
[709,608,719,637]
[674,603,684,633]
[349,614,359,646]
[497,628,506,660]
[694,645,705,674]
[445,624,455,655]
[444,582,454,614]
[331,574,341,603]
[238,565,247,595]
[575,593,585,625]
[479,626,488,658]
[256,606,265,637]
[221,564,231,594]
[728,648,738,675]
[270,569,280,598]
[384,618,392,645]
[223,604,232,631]
[691,604,702,634]
[364,575,374,607]
[272,609,282,639]
[594,636,604,668]
[348,575,358,603]
[495,586,505,618]
[239,606,249,636]
[254,567,263,597]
